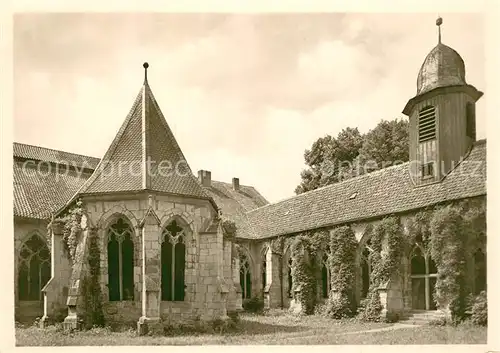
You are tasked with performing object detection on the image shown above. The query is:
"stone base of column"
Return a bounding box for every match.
[63,307,81,331]
[137,316,162,336]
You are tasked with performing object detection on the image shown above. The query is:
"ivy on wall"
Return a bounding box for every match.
[80,228,105,329]
[325,226,357,318]
[289,230,329,315]
[429,204,469,322]
[362,216,405,321]
[52,200,84,264]
[222,219,237,239]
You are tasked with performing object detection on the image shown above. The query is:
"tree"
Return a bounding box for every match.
[295,119,409,194]
[356,119,409,174]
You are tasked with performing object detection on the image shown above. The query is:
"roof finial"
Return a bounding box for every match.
[143,62,149,83]
[436,16,443,44]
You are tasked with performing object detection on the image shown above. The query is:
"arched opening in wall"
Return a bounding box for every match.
[239,253,252,299]
[107,217,135,301]
[410,245,437,310]
[360,247,372,299]
[261,250,267,295]
[474,248,486,294]
[18,233,51,301]
[287,257,293,298]
[321,253,330,298]
[161,220,186,301]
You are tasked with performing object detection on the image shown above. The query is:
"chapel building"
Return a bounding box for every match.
[13,19,486,330]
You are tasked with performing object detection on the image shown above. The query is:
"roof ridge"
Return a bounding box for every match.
[13,142,100,161]
[248,160,411,213]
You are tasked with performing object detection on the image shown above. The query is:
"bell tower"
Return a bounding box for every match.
[403,17,483,185]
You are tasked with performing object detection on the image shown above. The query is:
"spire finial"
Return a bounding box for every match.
[436,16,443,44]
[143,62,149,83]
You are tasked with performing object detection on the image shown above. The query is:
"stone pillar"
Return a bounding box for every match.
[232,246,243,311]
[63,221,92,331]
[264,250,282,309]
[216,224,229,319]
[137,210,162,335]
[378,278,404,322]
[40,219,66,327]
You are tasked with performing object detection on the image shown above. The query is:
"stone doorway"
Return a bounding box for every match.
[410,246,437,311]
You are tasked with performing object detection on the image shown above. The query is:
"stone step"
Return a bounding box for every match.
[399,310,445,325]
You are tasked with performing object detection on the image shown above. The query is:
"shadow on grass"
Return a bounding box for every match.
[232,318,307,336]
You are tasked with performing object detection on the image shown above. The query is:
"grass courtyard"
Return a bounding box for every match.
[16,311,487,346]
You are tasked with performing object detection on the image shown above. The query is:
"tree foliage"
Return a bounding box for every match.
[296,119,409,194]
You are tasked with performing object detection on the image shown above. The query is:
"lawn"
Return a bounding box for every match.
[15,311,487,346]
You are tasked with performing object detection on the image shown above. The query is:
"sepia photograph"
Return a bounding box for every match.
[7,9,494,347]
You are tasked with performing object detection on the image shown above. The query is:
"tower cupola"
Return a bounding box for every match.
[403,17,483,186]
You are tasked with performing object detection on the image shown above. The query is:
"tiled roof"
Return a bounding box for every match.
[13,143,268,225]
[13,159,92,219]
[203,181,269,238]
[13,142,99,169]
[246,140,487,240]
[75,81,210,201]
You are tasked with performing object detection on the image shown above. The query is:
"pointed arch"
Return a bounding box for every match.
[474,248,486,294]
[161,218,190,301]
[321,251,331,298]
[17,231,50,301]
[106,216,135,301]
[97,205,139,232]
[239,251,252,299]
[159,208,195,234]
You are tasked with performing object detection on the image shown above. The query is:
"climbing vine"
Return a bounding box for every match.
[80,228,105,329]
[429,204,469,322]
[290,230,328,315]
[53,199,84,264]
[222,219,237,239]
[325,226,357,318]
[362,216,405,321]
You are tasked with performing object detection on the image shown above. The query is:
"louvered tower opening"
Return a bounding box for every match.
[418,106,436,143]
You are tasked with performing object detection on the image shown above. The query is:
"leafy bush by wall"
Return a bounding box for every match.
[325,226,357,318]
[242,296,264,313]
[430,205,468,322]
[362,217,405,321]
[469,291,487,326]
[80,229,105,329]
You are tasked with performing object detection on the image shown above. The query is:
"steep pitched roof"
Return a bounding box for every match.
[246,140,487,239]
[75,73,209,200]
[203,180,269,238]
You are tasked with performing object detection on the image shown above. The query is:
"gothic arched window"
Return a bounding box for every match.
[474,248,486,294]
[18,234,50,301]
[240,253,252,299]
[360,247,373,299]
[321,253,331,298]
[161,220,186,301]
[107,217,135,301]
[261,250,267,294]
[287,257,293,298]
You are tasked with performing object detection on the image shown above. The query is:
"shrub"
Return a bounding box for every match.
[324,226,357,319]
[430,205,468,322]
[362,290,382,322]
[469,291,487,326]
[242,296,264,313]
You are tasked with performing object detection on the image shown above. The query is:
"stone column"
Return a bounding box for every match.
[264,250,283,309]
[40,219,66,327]
[216,224,229,319]
[137,209,162,335]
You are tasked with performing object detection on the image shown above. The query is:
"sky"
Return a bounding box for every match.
[13,13,486,203]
